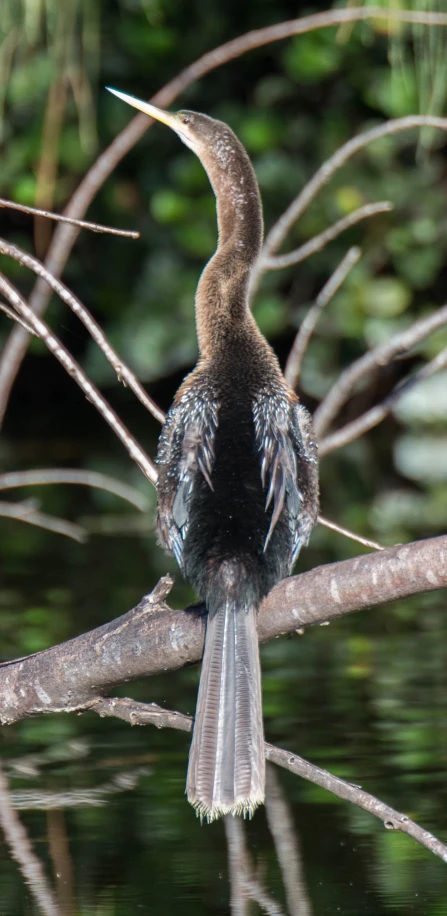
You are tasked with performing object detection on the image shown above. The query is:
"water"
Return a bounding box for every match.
[1,404,446,914]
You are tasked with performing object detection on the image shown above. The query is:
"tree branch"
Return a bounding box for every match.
[1,536,445,726]
[284,247,361,390]
[319,346,447,456]
[0,197,139,238]
[0,238,165,426]
[314,302,447,438]
[94,697,447,865]
[0,273,157,485]
[264,202,392,271]
[0,469,149,511]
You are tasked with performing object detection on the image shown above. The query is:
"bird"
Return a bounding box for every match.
[107,87,320,823]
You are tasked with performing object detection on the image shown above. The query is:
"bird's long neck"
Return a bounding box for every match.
[195,135,263,356]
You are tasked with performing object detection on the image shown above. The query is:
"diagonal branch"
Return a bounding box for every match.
[0,198,139,238]
[94,697,447,865]
[320,345,447,456]
[285,247,361,390]
[0,273,157,485]
[264,202,392,271]
[0,536,445,727]
[314,302,447,438]
[1,7,447,425]
[0,238,165,425]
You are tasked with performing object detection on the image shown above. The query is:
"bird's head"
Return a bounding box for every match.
[106,87,221,156]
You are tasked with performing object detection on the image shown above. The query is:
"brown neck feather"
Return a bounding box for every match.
[194,130,263,356]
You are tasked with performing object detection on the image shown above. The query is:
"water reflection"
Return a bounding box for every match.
[1,719,447,914]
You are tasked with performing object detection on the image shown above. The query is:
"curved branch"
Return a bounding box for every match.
[1,6,447,425]
[314,302,447,438]
[319,346,447,456]
[0,273,157,485]
[0,500,87,542]
[0,536,445,726]
[94,697,447,864]
[265,202,392,271]
[0,238,165,426]
[284,247,361,389]
[0,469,149,511]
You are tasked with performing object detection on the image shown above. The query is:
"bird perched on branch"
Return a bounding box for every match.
[107,87,319,823]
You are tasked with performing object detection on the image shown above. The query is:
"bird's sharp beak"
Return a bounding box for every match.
[106,87,179,131]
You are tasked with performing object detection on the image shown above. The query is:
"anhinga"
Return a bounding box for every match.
[107,87,319,822]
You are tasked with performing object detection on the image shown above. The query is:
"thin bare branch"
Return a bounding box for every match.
[317,514,384,551]
[1,6,447,425]
[252,115,447,296]
[94,697,447,865]
[0,762,60,916]
[0,302,37,334]
[264,744,447,865]
[320,346,447,457]
[284,247,361,389]
[0,197,139,239]
[265,202,392,271]
[314,302,447,438]
[0,500,87,542]
[265,765,313,916]
[0,239,165,425]
[0,469,149,512]
[0,273,157,485]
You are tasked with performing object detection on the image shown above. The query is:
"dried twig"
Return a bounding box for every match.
[1,7,447,425]
[94,697,447,865]
[0,197,139,239]
[265,743,447,864]
[0,500,87,542]
[0,762,60,916]
[320,346,447,456]
[265,202,392,271]
[314,302,447,438]
[0,302,36,334]
[252,115,447,296]
[0,273,157,485]
[0,469,149,511]
[317,514,384,551]
[285,247,361,389]
[0,239,165,425]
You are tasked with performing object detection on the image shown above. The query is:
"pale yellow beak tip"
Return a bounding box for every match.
[106,86,177,130]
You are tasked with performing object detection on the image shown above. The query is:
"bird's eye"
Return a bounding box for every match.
[181,116,190,125]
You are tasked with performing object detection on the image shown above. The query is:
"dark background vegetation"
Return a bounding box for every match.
[0,0,446,912]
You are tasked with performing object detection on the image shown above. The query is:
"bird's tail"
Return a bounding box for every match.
[186,562,265,822]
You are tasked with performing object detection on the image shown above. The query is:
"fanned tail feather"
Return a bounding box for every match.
[186,580,265,822]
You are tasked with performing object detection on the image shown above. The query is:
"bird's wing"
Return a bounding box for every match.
[253,395,319,565]
[156,393,219,572]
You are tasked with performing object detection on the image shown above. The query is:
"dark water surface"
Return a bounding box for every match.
[1,412,446,915]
